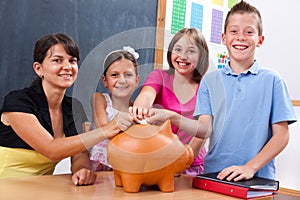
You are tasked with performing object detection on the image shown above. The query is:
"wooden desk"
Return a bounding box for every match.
[0,172,299,200]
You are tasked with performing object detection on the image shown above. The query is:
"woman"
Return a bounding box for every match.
[0,33,133,185]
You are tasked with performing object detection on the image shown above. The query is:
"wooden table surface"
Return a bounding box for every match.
[0,171,299,200]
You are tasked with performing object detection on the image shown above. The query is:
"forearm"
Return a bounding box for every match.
[131,86,157,119]
[245,122,289,174]
[6,111,124,161]
[91,92,109,128]
[134,94,153,109]
[71,151,91,173]
[70,152,97,186]
[188,137,206,157]
[45,121,120,161]
[167,110,212,139]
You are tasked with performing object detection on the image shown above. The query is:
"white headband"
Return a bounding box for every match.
[122,46,139,60]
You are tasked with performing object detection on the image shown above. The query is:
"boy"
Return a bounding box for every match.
[193,0,297,181]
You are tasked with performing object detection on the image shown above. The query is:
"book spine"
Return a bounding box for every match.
[192,177,248,199]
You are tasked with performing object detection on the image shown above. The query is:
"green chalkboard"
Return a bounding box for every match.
[0,0,158,119]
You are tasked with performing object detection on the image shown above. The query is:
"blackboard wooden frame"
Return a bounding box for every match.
[154,0,166,69]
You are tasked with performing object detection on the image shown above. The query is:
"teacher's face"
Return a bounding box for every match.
[36,43,78,90]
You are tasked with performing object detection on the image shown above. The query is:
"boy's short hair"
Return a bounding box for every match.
[224,0,263,36]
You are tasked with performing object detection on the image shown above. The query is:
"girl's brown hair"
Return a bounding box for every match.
[31,33,80,85]
[166,28,209,83]
[103,50,138,76]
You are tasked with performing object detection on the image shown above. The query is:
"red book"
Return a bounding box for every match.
[192,172,279,199]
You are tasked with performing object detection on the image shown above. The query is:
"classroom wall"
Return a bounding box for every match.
[246,0,300,191]
[276,107,300,190]
[247,0,300,100]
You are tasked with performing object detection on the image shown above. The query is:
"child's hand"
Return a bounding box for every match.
[146,108,169,124]
[217,165,255,182]
[72,168,97,186]
[129,106,149,123]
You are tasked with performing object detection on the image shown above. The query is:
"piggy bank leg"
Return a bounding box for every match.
[157,174,174,192]
[113,170,123,187]
[121,174,142,193]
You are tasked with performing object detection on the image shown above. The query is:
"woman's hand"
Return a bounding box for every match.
[115,111,134,132]
[103,112,134,139]
[71,168,97,186]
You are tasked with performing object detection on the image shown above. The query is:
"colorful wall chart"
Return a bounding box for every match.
[190,3,203,31]
[171,0,186,34]
[210,9,223,44]
[213,0,224,7]
[228,0,238,8]
[217,52,229,69]
[165,0,238,69]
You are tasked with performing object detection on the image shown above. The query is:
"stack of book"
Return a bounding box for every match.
[192,172,279,199]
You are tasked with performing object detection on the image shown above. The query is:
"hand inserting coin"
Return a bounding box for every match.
[128,106,149,125]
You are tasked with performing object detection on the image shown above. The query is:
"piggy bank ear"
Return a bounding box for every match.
[159,119,173,137]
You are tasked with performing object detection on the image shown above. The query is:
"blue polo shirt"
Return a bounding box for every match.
[194,61,297,179]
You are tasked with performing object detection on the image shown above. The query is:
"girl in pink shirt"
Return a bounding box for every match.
[131,28,209,175]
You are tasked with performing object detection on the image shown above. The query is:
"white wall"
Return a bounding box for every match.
[247,0,300,100]
[276,107,300,190]
[246,0,300,191]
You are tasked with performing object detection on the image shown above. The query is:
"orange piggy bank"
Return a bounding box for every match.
[107,120,194,192]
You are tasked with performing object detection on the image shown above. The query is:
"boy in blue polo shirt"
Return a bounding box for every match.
[194,1,296,181]
[133,0,296,181]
